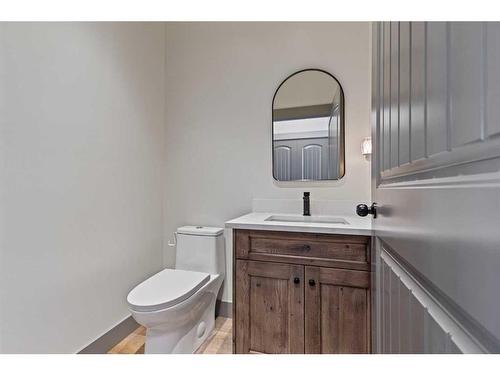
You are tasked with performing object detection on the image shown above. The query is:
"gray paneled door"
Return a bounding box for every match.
[273,137,334,181]
[371,22,500,353]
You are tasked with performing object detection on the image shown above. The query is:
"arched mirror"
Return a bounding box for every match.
[272,69,345,182]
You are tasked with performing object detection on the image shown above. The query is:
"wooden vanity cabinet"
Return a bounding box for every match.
[233,229,371,354]
[304,266,370,353]
[234,260,305,354]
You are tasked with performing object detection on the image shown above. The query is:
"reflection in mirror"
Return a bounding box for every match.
[272,69,344,182]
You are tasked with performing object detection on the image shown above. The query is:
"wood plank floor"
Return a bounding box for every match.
[108,317,232,354]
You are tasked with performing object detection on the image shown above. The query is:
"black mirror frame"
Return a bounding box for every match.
[271,68,346,182]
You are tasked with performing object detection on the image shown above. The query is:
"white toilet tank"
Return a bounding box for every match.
[175,226,225,276]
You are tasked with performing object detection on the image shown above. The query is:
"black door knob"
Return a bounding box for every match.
[293,277,300,284]
[309,279,316,287]
[356,204,369,216]
[356,203,377,218]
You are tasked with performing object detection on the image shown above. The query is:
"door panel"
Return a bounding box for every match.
[399,22,411,165]
[302,144,322,179]
[449,23,484,147]
[235,260,304,354]
[390,22,399,168]
[305,266,370,353]
[410,22,426,162]
[486,23,500,137]
[382,22,391,171]
[371,22,500,353]
[426,22,448,155]
[273,138,331,180]
[249,276,290,353]
[273,145,291,180]
[377,247,482,353]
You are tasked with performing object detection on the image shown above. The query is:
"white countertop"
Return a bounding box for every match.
[225,212,372,236]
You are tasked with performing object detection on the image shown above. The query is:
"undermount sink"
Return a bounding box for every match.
[264,214,349,225]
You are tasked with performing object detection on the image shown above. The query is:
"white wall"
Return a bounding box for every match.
[0,23,165,353]
[163,22,371,302]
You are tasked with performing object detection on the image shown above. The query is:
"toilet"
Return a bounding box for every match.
[127,226,225,354]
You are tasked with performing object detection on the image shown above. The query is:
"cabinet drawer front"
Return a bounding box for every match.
[251,237,367,261]
[235,230,370,268]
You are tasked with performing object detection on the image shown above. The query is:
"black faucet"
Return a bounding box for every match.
[303,192,311,216]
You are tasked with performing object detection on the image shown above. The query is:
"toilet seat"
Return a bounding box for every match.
[127,268,210,312]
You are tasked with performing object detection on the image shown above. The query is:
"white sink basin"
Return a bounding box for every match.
[264,214,349,225]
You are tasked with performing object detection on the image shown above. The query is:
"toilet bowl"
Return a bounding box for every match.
[127,226,225,354]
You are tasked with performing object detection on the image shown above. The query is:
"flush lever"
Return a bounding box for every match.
[167,232,178,247]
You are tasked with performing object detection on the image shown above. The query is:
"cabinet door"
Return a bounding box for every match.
[235,260,304,354]
[305,266,370,353]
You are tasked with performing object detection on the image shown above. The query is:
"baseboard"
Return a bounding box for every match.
[79,300,232,354]
[216,300,232,318]
[78,315,139,354]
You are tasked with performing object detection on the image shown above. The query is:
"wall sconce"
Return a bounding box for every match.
[361,137,372,159]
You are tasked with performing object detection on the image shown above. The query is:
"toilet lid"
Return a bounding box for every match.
[127,268,210,312]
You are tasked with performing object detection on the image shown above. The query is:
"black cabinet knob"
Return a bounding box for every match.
[309,279,316,287]
[293,277,300,284]
[356,203,377,218]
